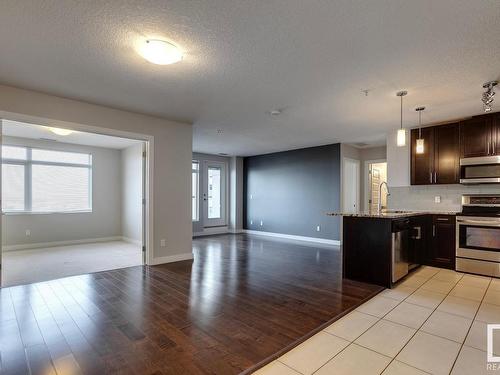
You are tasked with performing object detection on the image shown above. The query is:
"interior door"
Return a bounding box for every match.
[343,158,359,213]
[202,161,227,227]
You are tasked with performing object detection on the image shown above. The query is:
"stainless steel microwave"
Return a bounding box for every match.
[460,155,500,184]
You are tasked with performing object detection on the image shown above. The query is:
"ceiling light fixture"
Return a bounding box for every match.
[396,91,408,147]
[48,127,74,136]
[415,106,426,154]
[269,109,282,116]
[140,39,183,65]
[482,81,498,112]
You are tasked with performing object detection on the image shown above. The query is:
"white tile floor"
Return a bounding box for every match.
[254,267,500,375]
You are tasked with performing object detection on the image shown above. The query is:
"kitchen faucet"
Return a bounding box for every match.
[378,181,390,214]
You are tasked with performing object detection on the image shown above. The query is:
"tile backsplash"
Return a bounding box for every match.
[387,184,500,212]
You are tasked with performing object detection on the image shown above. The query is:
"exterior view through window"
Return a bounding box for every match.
[2,145,92,213]
[192,161,199,221]
[207,166,221,219]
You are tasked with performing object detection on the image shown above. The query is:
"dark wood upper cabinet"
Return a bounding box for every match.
[460,116,492,158]
[434,123,460,184]
[410,123,459,185]
[411,127,434,185]
[494,114,500,155]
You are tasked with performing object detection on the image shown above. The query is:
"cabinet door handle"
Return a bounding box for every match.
[488,140,491,155]
[430,172,433,184]
[436,218,449,222]
[432,224,436,237]
[434,172,437,184]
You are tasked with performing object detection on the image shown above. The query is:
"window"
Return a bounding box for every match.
[2,145,92,213]
[192,161,199,221]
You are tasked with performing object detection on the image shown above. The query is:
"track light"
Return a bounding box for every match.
[482,81,498,112]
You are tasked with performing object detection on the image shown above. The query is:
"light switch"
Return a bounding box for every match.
[260,220,263,226]
[316,225,321,232]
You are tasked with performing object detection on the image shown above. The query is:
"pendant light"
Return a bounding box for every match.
[415,106,425,154]
[396,91,408,147]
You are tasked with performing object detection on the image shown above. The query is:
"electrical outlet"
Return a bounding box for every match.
[25,229,31,236]
[160,239,166,247]
[316,225,321,232]
[434,196,441,203]
[260,220,263,226]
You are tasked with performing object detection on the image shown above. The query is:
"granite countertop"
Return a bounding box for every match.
[326,210,459,218]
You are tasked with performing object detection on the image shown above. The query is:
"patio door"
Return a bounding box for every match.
[202,161,227,227]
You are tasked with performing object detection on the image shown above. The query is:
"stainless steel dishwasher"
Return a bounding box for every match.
[391,218,410,283]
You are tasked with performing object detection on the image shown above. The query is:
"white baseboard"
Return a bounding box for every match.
[122,237,142,246]
[150,252,194,265]
[2,236,123,252]
[243,230,341,246]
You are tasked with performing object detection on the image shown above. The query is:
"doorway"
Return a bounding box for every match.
[0,118,150,287]
[342,158,360,213]
[365,160,387,212]
[203,160,227,227]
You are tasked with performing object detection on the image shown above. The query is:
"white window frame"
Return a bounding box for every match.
[2,145,93,214]
[192,160,200,222]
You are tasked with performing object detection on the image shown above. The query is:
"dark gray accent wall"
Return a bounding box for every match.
[243,144,341,240]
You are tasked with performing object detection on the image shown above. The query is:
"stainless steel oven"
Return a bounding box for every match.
[460,155,500,184]
[456,195,500,277]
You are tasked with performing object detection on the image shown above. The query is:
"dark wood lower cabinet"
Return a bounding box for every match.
[425,215,456,270]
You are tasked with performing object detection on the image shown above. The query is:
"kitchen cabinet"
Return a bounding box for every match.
[434,123,460,183]
[411,123,459,185]
[409,215,431,266]
[426,215,456,270]
[460,114,500,158]
[410,127,434,185]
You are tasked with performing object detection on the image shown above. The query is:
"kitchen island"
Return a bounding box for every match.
[329,211,457,288]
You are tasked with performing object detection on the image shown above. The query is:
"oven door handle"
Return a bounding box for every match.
[457,219,500,227]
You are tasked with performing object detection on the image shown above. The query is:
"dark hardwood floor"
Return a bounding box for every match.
[0,234,382,375]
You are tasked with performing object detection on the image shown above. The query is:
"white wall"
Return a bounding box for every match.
[2,136,122,248]
[229,156,244,232]
[0,84,192,265]
[386,130,410,187]
[121,143,143,245]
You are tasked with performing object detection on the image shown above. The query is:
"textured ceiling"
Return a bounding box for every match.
[0,0,499,156]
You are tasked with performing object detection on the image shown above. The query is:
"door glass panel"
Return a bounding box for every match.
[207,166,221,219]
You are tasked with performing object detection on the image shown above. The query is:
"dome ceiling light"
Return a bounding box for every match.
[140,39,183,65]
[49,127,74,136]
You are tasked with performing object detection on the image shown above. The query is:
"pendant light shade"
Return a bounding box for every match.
[416,138,424,154]
[396,91,408,147]
[415,106,426,154]
[397,129,406,147]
